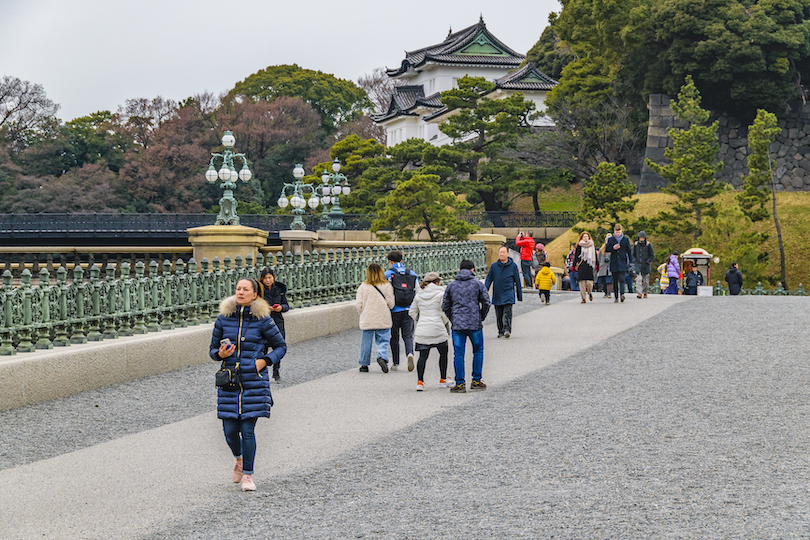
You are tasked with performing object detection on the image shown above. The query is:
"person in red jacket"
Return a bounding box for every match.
[515,231,536,288]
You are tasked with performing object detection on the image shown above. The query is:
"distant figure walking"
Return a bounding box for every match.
[605,223,632,303]
[664,251,681,295]
[632,231,655,299]
[408,272,451,391]
[385,251,419,371]
[484,246,523,338]
[534,262,556,304]
[574,232,596,303]
[725,262,744,295]
[442,260,491,394]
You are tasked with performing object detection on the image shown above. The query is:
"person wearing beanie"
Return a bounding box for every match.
[632,231,655,298]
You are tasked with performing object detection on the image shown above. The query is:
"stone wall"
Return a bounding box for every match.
[641,94,810,193]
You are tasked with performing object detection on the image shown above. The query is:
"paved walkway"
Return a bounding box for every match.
[1,292,809,539]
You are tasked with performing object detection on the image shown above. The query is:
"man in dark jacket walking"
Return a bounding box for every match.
[484,246,522,339]
[442,260,491,394]
[725,263,744,295]
[632,231,655,299]
[606,223,633,303]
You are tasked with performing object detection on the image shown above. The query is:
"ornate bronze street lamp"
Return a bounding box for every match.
[277,164,320,230]
[205,130,252,225]
[319,158,351,230]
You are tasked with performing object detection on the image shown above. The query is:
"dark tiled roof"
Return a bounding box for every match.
[371,87,444,122]
[421,64,557,122]
[386,18,525,77]
[494,62,558,90]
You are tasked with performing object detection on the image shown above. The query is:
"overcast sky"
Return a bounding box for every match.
[0,0,561,122]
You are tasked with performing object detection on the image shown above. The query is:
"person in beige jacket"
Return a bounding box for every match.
[356,263,395,373]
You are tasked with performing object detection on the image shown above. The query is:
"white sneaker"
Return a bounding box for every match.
[407,353,415,372]
[439,379,453,388]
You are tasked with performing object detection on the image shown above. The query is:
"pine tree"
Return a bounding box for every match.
[738,109,787,288]
[578,161,638,239]
[646,76,724,241]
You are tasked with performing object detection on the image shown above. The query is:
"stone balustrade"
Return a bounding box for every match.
[0,241,485,356]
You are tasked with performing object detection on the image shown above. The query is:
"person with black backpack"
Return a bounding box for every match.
[385,251,420,371]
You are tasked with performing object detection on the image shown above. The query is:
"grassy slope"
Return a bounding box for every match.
[540,191,810,289]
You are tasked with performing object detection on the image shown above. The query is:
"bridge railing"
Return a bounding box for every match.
[0,241,485,355]
[0,211,576,235]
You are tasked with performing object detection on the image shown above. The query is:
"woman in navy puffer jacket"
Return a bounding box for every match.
[210,277,286,491]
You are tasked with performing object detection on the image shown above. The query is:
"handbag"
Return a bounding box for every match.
[215,361,240,390]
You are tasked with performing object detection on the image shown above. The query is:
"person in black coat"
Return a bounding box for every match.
[260,268,290,381]
[725,262,744,295]
[605,223,633,303]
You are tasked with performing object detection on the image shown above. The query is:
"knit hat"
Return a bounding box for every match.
[423,271,441,282]
[638,231,646,238]
[536,243,545,250]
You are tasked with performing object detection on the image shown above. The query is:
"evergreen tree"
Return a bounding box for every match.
[738,109,787,288]
[578,162,638,239]
[646,76,724,241]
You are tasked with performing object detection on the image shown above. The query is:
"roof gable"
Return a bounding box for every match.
[386,18,525,77]
[456,31,512,57]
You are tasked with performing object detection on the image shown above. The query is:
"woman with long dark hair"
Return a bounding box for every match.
[259,267,290,381]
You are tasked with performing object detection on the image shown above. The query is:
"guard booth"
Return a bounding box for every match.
[681,247,713,296]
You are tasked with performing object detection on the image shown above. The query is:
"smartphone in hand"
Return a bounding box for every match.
[272,304,281,310]
[220,338,232,346]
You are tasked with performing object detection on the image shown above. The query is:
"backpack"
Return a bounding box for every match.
[390,269,417,307]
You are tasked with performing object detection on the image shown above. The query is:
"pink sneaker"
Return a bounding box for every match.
[241,474,256,491]
[232,460,243,483]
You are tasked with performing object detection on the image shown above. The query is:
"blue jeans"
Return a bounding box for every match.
[452,329,484,385]
[222,417,258,475]
[359,328,391,365]
[570,271,579,290]
[520,259,533,287]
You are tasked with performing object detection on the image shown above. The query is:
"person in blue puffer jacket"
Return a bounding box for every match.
[210,277,286,492]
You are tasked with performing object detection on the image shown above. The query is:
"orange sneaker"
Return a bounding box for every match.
[416,380,424,392]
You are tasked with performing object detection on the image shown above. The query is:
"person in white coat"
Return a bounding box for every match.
[408,271,451,391]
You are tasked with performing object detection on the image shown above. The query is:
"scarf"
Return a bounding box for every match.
[578,238,596,269]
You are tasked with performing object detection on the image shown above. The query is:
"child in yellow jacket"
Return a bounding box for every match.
[534,262,556,304]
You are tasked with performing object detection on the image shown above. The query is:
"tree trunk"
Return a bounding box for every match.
[772,185,787,289]
[532,191,539,212]
[769,159,788,289]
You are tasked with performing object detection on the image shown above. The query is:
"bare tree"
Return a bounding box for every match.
[117,95,181,148]
[507,95,647,180]
[357,67,406,114]
[0,76,60,144]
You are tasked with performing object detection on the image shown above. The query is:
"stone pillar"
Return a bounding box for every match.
[279,230,318,258]
[187,225,268,266]
[468,233,506,269]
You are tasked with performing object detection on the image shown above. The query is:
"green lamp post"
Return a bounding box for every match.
[205,130,252,225]
[319,158,351,230]
[277,164,321,230]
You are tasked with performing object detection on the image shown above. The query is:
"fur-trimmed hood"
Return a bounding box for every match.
[219,295,272,318]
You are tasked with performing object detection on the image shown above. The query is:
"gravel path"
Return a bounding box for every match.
[5,294,809,539]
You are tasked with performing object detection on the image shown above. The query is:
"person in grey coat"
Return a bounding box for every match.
[442,260,491,394]
[632,231,655,298]
[484,246,522,338]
